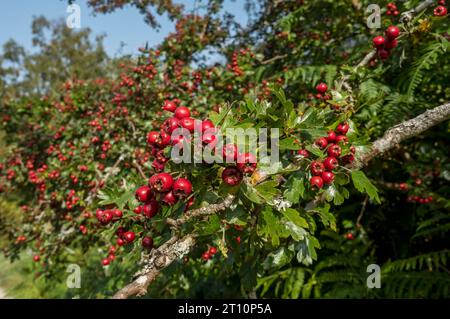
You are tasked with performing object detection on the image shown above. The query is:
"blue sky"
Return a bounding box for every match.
[0,0,249,57]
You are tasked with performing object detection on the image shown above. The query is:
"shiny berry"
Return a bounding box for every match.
[237,153,257,174]
[336,123,349,135]
[297,149,309,157]
[180,117,195,133]
[136,185,153,202]
[161,117,180,134]
[172,178,193,198]
[323,156,339,170]
[162,100,177,112]
[434,5,448,16]
[142,236,154,249]
[315,82,328,93]
[327,144,342,158]
[209,247,217,255]
[123,231,135,243]
[373,36,385,48]
[222,166,243,186]
[310,161,325,176]
[222,144,239,162]
[174,106,190,119]
[310,176,324,189]
[385,26,400,39]
[102,258,110,266]
[162,191,178,205]
[315,137,328,149]
[142,200,160,218]
[322,171,335,184]
[149,173,174,192]
[201,120,215,132]
[327,131,336,142]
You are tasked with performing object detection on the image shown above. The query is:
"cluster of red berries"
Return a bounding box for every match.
[95,207,123,225]
[201,246,218,261]
[297,122,355,190]
[65,189,80,210]
[407,195,434,204]
[147,100,205,171]
[397,181,434,205]
[314,82,331,101]
[134,172,193,215]
[434,1,448,16]
[386,2,400,16]
[102,245,118,266]
[221,146,257,186]
[373,25,400,60]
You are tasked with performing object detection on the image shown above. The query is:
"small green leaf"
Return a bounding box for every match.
[351,170,381,204]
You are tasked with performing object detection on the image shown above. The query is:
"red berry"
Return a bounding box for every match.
[174,106,190,119]
[116,238,125,246]
[98,210,113,225]
[222,144,239,162]
[345,233,354,240]
[336,123,349,135]
[310,176,324,189]
[149,173,174,192]
[315,82,328,94]
[161,117,180,134]
[135,185,153,203]
[33,255,40,262]
[209,247,217,255]
[310,161,325,176]
[222,166,243,186]
[384,39,398,49]
[378,49,390,60]
[385,26,400,39]
[335,135,349,144]
[142,200,160,218]
[123,231,135,243]
[147,131,170,147]
[236,153,257,174]
[201,120,215,132]
[399,183,408,191]
[315,137,328,149]
[326,131,336,142]
[172,178,193,198]
[297,149,309,157]
[112,209,123,220]
[102,258,110,266]
[162,100,177,112]
[162,191,178,205]
[434,5,448,16]
[373,36,385,48]
[322,171,335,184]
[142,236,154,249]
[180,117,195,133]
[327,144,342,158]
[202,252,211,261]
[323,156,339,170]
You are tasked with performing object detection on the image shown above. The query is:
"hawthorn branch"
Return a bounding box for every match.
[355,102,450,168]
[113,195,235,298]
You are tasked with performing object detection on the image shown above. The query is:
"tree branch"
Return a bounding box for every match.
[355,102,450,168]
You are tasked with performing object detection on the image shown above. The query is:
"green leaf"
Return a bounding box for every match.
[263,245,295,270]
[282,208,309,229]
[351,170,381,204]
[284,176,305,203]
[279,137,301,150]
[196,215,221,236]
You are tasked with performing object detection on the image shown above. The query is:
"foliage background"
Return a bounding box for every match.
[0,0,449,298]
